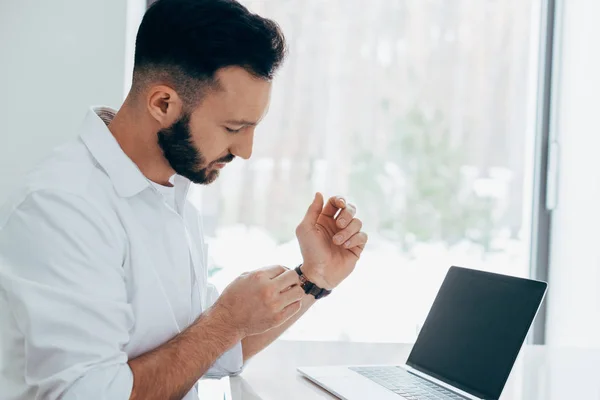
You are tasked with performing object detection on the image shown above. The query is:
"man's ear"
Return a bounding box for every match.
[146,85,184,128]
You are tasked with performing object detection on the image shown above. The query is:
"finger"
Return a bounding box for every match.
[342,231,369,250]
[278,285,305,308]
[259,265,288,279]
[332,218,363,245]
[349,244,366,258]
[299,192,324,230]
[321,195,347,218]
[272,269,301,291]
[335,203,357,228]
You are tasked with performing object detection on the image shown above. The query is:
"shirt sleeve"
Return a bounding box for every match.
[202,283,245,379]
[0,190,135,399]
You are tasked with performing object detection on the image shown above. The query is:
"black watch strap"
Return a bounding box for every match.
[294,265,332,300]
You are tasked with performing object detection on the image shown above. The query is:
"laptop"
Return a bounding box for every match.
[298,266,547,400]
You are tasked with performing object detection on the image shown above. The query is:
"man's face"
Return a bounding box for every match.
[158,66,272,184]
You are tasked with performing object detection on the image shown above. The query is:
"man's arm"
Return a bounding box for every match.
[130,266,304,399]
[0,190,241,400]
[129,305,241,400]
[242,293,316,362]
[241,193,368,362]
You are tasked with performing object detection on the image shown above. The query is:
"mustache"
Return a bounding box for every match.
[211,153,235,165]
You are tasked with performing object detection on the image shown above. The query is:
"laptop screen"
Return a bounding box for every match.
[406,266,547,400]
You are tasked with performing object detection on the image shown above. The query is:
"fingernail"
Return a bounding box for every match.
[338,218,347,227]
[334,234,343,244]
[344,241,351,248]
[339,198,346,207]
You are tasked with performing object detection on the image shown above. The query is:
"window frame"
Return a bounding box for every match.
[529,0,562,345]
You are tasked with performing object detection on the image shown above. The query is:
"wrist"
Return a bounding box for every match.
[300,263,334,290]
[206,303,246,342]
[296,264,334,300]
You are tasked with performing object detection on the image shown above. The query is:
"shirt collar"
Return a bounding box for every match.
[80,106,191,198]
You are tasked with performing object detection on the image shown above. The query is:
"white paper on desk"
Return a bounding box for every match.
[197,376,232,400]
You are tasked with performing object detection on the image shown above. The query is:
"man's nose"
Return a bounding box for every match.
[230,129,255,160]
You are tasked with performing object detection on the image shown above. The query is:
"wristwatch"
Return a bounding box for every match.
[294,265,332,300]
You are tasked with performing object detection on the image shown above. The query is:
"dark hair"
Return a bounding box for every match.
[133,0,286,103]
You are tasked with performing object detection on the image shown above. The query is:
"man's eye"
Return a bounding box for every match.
[225,127,242,133]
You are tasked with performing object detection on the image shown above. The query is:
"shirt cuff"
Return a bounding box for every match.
[203,341,244,379]
[61,362,133,399]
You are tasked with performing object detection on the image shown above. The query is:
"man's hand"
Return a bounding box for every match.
[295,192,368,289]
[129,266,303,400]
[213,266,305,337]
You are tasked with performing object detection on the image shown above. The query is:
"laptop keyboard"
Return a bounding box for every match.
[349,366,465,399]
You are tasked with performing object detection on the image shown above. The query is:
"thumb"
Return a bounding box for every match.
[300,192,324,228]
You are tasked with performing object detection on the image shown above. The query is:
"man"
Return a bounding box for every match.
[0,0,368,399]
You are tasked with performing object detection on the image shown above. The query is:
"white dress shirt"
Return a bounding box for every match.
[0,107,243,400]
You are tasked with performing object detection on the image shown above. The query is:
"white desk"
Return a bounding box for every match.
[230,340,600,399]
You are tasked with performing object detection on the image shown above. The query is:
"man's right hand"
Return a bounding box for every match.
[213,265,305,337]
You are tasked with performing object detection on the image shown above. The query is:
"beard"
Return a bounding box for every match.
[157,113,234,185]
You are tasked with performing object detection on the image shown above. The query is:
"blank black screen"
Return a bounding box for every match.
[406,267,547,400]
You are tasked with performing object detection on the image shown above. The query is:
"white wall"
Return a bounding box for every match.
[0,0,135,203]
[546,0,600,347]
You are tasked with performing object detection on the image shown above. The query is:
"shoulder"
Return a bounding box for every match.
[0,138,119,230]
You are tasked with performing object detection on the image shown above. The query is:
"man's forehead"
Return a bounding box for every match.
[204,67,272,121]
[216,68,272,101]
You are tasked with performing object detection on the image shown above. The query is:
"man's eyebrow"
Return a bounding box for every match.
[225,119,258,127]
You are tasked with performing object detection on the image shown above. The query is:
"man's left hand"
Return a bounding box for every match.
[295,192,368,290]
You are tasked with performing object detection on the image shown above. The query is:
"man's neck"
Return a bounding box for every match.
[108,97,175,186]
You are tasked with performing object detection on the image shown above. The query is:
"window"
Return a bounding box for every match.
[196,0,546,342]
[545,0,600,347]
